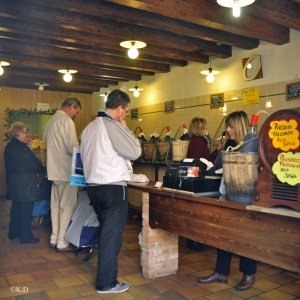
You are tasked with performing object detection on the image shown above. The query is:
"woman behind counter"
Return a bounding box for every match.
[187,117,221,162]
[197,111,257,291]
[4,122,45,244]
[186,117,221,251]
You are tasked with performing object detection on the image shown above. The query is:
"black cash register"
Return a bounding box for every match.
[163,159,221,194]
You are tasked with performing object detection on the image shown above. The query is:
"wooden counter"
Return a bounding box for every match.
[128,182,300,274]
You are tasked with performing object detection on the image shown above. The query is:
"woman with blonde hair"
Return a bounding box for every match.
[198,111,257,291]
[187,117,220,162]
[4,122,44,243]
[214,111,250,169]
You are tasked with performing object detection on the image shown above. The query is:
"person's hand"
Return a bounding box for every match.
[216,141,223,151]
[120,118,127,128]
[212,139,223,151]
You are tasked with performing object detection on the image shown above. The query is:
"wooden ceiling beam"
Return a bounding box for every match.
[0,76,102,93]
[34,0,258,50]
[105,0,290,45]
[4,75,104,90]
[0,17,208,64]
[0,0,231,58]
[0,39,171,73]
[6,67,120,87]
[0,17,191,67]
[0,81,94,94]
[248,0,300,31]
[0,52,156,78]
[0,53,151,80]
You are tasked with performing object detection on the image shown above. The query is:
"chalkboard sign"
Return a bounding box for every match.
[210,93,224,109]
[287,81,300,101]
[131,108,138,119]
[165,100,175,112]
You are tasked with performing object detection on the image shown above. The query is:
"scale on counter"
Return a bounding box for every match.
[162,159,221,195]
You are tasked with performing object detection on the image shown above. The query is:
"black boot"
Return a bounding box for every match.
[235,274,255,290]
[197,272,228,284]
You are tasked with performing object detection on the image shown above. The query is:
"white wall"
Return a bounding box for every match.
[93,29,300,109]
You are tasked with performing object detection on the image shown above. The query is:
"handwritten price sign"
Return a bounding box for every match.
[268,119,299,151]
[272,152,300,186]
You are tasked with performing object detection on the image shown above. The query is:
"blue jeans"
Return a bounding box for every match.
[87,185,128,290]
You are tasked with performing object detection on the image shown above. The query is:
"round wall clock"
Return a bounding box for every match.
[242,55,263,81]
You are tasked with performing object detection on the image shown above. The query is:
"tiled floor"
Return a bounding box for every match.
[0,199,300,300]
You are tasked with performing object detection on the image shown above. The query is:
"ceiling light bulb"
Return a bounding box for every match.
[222,104,227,113]
[232,0,241,17]
[206,73,215,83]
[103,92,108,102]
[133,89,140,97]
[100,92,109,102]
[63,72,72,82]
[0,66,3,76]
[38,85,44,91]
[128,47,139,59]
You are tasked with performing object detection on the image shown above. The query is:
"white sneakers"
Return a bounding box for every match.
[97,282,129,294]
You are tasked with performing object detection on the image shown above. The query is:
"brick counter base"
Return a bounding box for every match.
[140,192,178,279]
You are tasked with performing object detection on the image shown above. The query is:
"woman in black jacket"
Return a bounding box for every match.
[4,122,45,243]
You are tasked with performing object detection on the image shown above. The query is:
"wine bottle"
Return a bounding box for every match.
[180,124,190,141]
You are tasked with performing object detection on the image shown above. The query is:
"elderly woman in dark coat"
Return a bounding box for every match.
[4,122,45,243]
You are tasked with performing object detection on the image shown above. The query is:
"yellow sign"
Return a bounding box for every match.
[242,88,260,105]
[268,119,299,151]
[272,152,300,186]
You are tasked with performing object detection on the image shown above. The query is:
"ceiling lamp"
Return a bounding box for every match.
[129,83,144,97]
[100,91,109,102]
[58,69,77,82]
[0,61,10,76]
[120,40,147,59]
[200,57,220,83]
[34,82,49,91]
[217,0,255,18]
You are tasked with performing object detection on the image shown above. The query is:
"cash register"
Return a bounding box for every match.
[163,159,221,194]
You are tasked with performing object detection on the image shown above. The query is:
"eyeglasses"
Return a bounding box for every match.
[121,106,130,114]
[20,129,29,133]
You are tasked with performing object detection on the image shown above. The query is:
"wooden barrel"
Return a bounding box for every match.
[172,140,190,161]
[222,151,259,204]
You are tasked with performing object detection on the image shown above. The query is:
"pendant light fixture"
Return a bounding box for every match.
[129,82,144,97]
[100,91,109,102]
[217,0,255,18]
[0,61,10,76]
[120,40,147,59]
[34,82,49,91]
[58,69,78,82]
[200,57,220,83]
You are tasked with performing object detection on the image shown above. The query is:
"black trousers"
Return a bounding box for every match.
[9,201,34,242]
[88,185,128,290]
[215,249,257,275]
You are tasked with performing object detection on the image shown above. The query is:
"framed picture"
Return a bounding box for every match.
[131,108,138,119]
[286,81,300,101]
[210,93,224,109]
[165,100,175,113]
